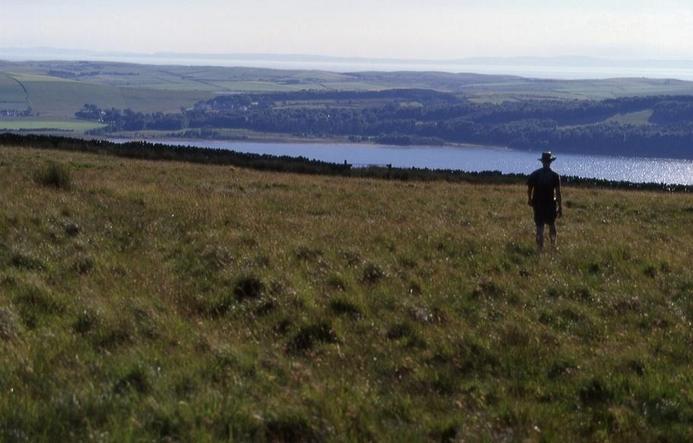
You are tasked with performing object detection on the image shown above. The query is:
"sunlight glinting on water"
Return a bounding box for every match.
[113,139,693,185]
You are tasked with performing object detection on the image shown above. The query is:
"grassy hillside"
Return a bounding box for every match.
[4,60,693,124]
[8,72,211,118]
[0,146,691,441]
[0,119,105,131]
[0,72,27,111]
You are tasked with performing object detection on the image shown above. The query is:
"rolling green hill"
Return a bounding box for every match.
[4,59,693,135]
[3,60,693,116]
[0,72,28,112]
[0,70,213,119]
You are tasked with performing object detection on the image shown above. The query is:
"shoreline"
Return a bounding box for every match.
[2,133,691,191]
[2,125,693,160]
[94,130,506,151]
[96,132,693,165]
[4,128,693,162]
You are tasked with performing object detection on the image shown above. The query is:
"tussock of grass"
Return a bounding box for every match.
[0,307,21,340]
[71,254,95,274]
[361,262,385,284]
[34,161,72,189]
[9,250,45,271]
[328,298,361,318]
[288,322,338,354]
[64,222,80,237]
[72,308,100,334]
[0,146,691,441]
[114,366,151,395]
[233,275,264,301]
[263,415,319,443]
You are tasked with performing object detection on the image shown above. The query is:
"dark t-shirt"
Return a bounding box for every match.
[528,168,560,207]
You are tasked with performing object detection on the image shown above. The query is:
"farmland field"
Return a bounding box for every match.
[2,60,693,161]
[4,60,693,122]
[0,69,213,119]
[0,73,28,111]
[0,119,105,131]
[606,110,654,126]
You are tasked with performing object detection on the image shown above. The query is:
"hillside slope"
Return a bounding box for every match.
[0,146,691,441]
[4,60,693,121]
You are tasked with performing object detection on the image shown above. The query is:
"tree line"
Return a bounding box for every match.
[2,133,690,192]
[76,90,693,158]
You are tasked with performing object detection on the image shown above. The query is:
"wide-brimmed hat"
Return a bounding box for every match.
[539,151,557,162]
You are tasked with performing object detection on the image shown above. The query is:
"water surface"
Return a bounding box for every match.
[118,138,693,185]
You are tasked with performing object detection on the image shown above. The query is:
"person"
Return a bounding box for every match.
[527,152,562,250]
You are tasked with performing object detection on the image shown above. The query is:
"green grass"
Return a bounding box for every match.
[0,146,691,441]
[5,60,693,121]
[0,72,28,110]
[16,78,211,118]
[463,78,693,101]
[0,119,106,131]
[107,127,351,143]
[33,161,72,189]
[1,70,213,119]
[606,109,654,125]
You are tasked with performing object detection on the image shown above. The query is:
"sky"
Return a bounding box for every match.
[2,0,693,59]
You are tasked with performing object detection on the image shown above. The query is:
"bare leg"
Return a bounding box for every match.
[536,224,545,251]
[548,223,557,248]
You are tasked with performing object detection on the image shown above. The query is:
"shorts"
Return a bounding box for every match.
[533,202,557,226]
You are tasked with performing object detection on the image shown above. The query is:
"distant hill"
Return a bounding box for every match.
[4,47,693,79]
[4,60,693,121]
[3,60,693,159]
[67,89,693,159]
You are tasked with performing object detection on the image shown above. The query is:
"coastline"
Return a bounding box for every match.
[3,132,690,189]
[94,129,506,151]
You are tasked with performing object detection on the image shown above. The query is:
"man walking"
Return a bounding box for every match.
[527,152,562,250]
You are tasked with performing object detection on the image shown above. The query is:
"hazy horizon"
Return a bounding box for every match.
[5,46,693,63]
[4,46,693,81]
[2,1,693,60]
